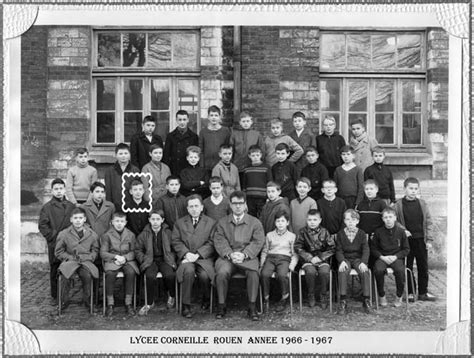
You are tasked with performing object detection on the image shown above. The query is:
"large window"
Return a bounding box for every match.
[320,31,426,148]
[92,30,200,145]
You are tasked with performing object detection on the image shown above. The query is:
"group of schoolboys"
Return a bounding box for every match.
[39,106,436,321]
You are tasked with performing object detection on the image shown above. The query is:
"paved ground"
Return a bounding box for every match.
[21,262,446,331]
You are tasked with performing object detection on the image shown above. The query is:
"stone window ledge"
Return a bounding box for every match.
[384,151,433,166]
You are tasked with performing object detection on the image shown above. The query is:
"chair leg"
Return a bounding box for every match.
[373,274,379,310]
[298,272,303,311]
[102,274,106,316]
[90,280,94,315]
[58,274,62,316]
[179,283,183,315]
[288,273,293,314]
[368,270,373,305]
[134,276,137,310]
[258,284,263,315]
[329,270,333,313]
[175,279,179,314]
[209,284,213,314]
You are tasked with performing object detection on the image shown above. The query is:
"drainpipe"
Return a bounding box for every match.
[233,26,242,125]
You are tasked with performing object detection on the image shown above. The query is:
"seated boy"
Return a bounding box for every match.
[317,180,347,235]
[130,115,164,170]
[290,177,318,235]
[100,211,140,316]
[203,176,231,222]
[241,145,272,218]
[300,146,329,201]
[372,207,410,307]
[66,147,98,205]
[335,209,372,315]
[125,179,151,236]
[135,210,177,315]
[260,181,291,235]
[142,143,171,201]
[180,146,211,198]
[294,209,335,308]
[212,144,240,197]
[272,143,298,201]
[54,207,99,311]
[364,146,395,205]
[153,175,188,230]
[333,145,364,209]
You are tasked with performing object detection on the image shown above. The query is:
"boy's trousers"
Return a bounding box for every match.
[246,197,266,218]
[60,266,93,303]
[260,254,290,299]
[373,258,405,297]
[105,264,136,299]
[48,243,60,299]
[337,258,370,297]
[302,262,330,297]
[406,237,429,295]
[144,261,176,303]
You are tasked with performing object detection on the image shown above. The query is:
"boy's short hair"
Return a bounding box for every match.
[115,142,130,154]
[113,211,127,219]
[296,177,311,187]
[270,118,283,127]
[176,109,189,118]
[274,209,290,222]
[305,146,318,154]
[149,209,165,218]
[340,145,354,154]
[307,209,321,218]
[344,208,360,221]
[292,111,306,120]
[266,181,281,190]
[403,177,420,187]
[248,145,262,155]
[275,143,290,153]
[240,111,252,120]
[130,179,144,188]
[90,181,106,192]
[219,144,233,152]
[322,179,337,188]
[51,178,65,188]
[363,179,379,188]
[209,176,224,186]
[372,146,385,154]
[323,115,337,125]
[229,190,246,202]
[186,194,203,205]
[186,145,201,156]
[208,105,221,115]
[142,115,156,124]
[166,175,181,184]
[350,118,365,128]
[76,147,88,156]
[70,207,86,217]
[381,207,397,217]
[149,143,163,153]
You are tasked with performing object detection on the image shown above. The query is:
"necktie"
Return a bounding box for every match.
[193,218,198,228]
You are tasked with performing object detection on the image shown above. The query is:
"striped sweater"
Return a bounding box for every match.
[242,162,273,198]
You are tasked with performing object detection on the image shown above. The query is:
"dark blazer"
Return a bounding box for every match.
[130,132,164,170]
[38,197,76,247]
[135,223,177,272]
[104,162,140,211]
[100,227,140,274]
[163,128,199,176]
[172,214,216,283]
[81,198,115,237]
[294,226,335,264]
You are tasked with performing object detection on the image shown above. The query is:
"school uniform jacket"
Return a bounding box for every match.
[130,132,164,170]
[82,198,115,237]
[213,213,265,272]
[104,162,140,211]
[38,197,76,247]
[171,214,217,284]
[163,128,199,176]
[153,192,188,229]
[54,225,99,279]
[135,223,177,272]
[100,227,140,274]
[393,198,434,243]
[212,161,241,197]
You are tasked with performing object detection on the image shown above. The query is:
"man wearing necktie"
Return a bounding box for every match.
[171,194,216,318]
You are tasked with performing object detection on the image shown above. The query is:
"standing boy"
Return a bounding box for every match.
[260,181,291,235]
[142,144,171,201]
[289,111,316,176]
[203,176,231,222]
[130,115,164,170]
[271,143,298,201]
[241,145,272,218]
[300,146,329,201]
[66,148,98,205]
[212,144,241,197]
[349,118,379,172]
[125,179,151,236]
[180,146,211,198]
[153,175,188,230]
[264,118,303,168]
[290,177,318,235]
[316,180,347,235]
[163,110,199,176]
[364,146,396,205]
[393,177,436,302]
[39,178,76,301]
[82,181,115,238]
[316,115,346,178]
[333,145,364,209]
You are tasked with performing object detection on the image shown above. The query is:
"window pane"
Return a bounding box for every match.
[97,33,121,67]
[375,113,394,144]
[148,33,172,68]
[151,111,170,142]
[320,34,346,70]
[375,81,394,112]
[124,79,143,110]
[187,112,198,134]
[151,79,170,111]
[178,80,199,112]
[403,113,421,144]
[124,112,143,142]
[348,80,368,112]
[402,81,422,112]
[97,113,115,143]
[397,34,422,69]
[173,33,199,68]
[320,80,340,111]
[372,34,396,69]
[123,33,146,67]
[96,79,116,110]
[347,34,370,69]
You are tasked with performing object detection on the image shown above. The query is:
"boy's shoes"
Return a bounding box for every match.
[264,299,270,313]
[337,300,347,315]
[201,301,210,311]
[379,295,388,307]
[275,298,288,313]
[247,304,259,321]
[362,298,373,314]
[394,296,403,307]
[106,305,114,317]
[418,292,436,301]
[408,294,415,303]
[308,294,316,308]
[60,301,70,311]
[138,303,155,316]
[167,296,176,309]
[215,304,226,319]
[126,304,136,316]
[182,305,193,319]
[320,294,329,310]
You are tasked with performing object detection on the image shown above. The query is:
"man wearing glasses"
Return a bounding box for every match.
[213,191,265,321]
